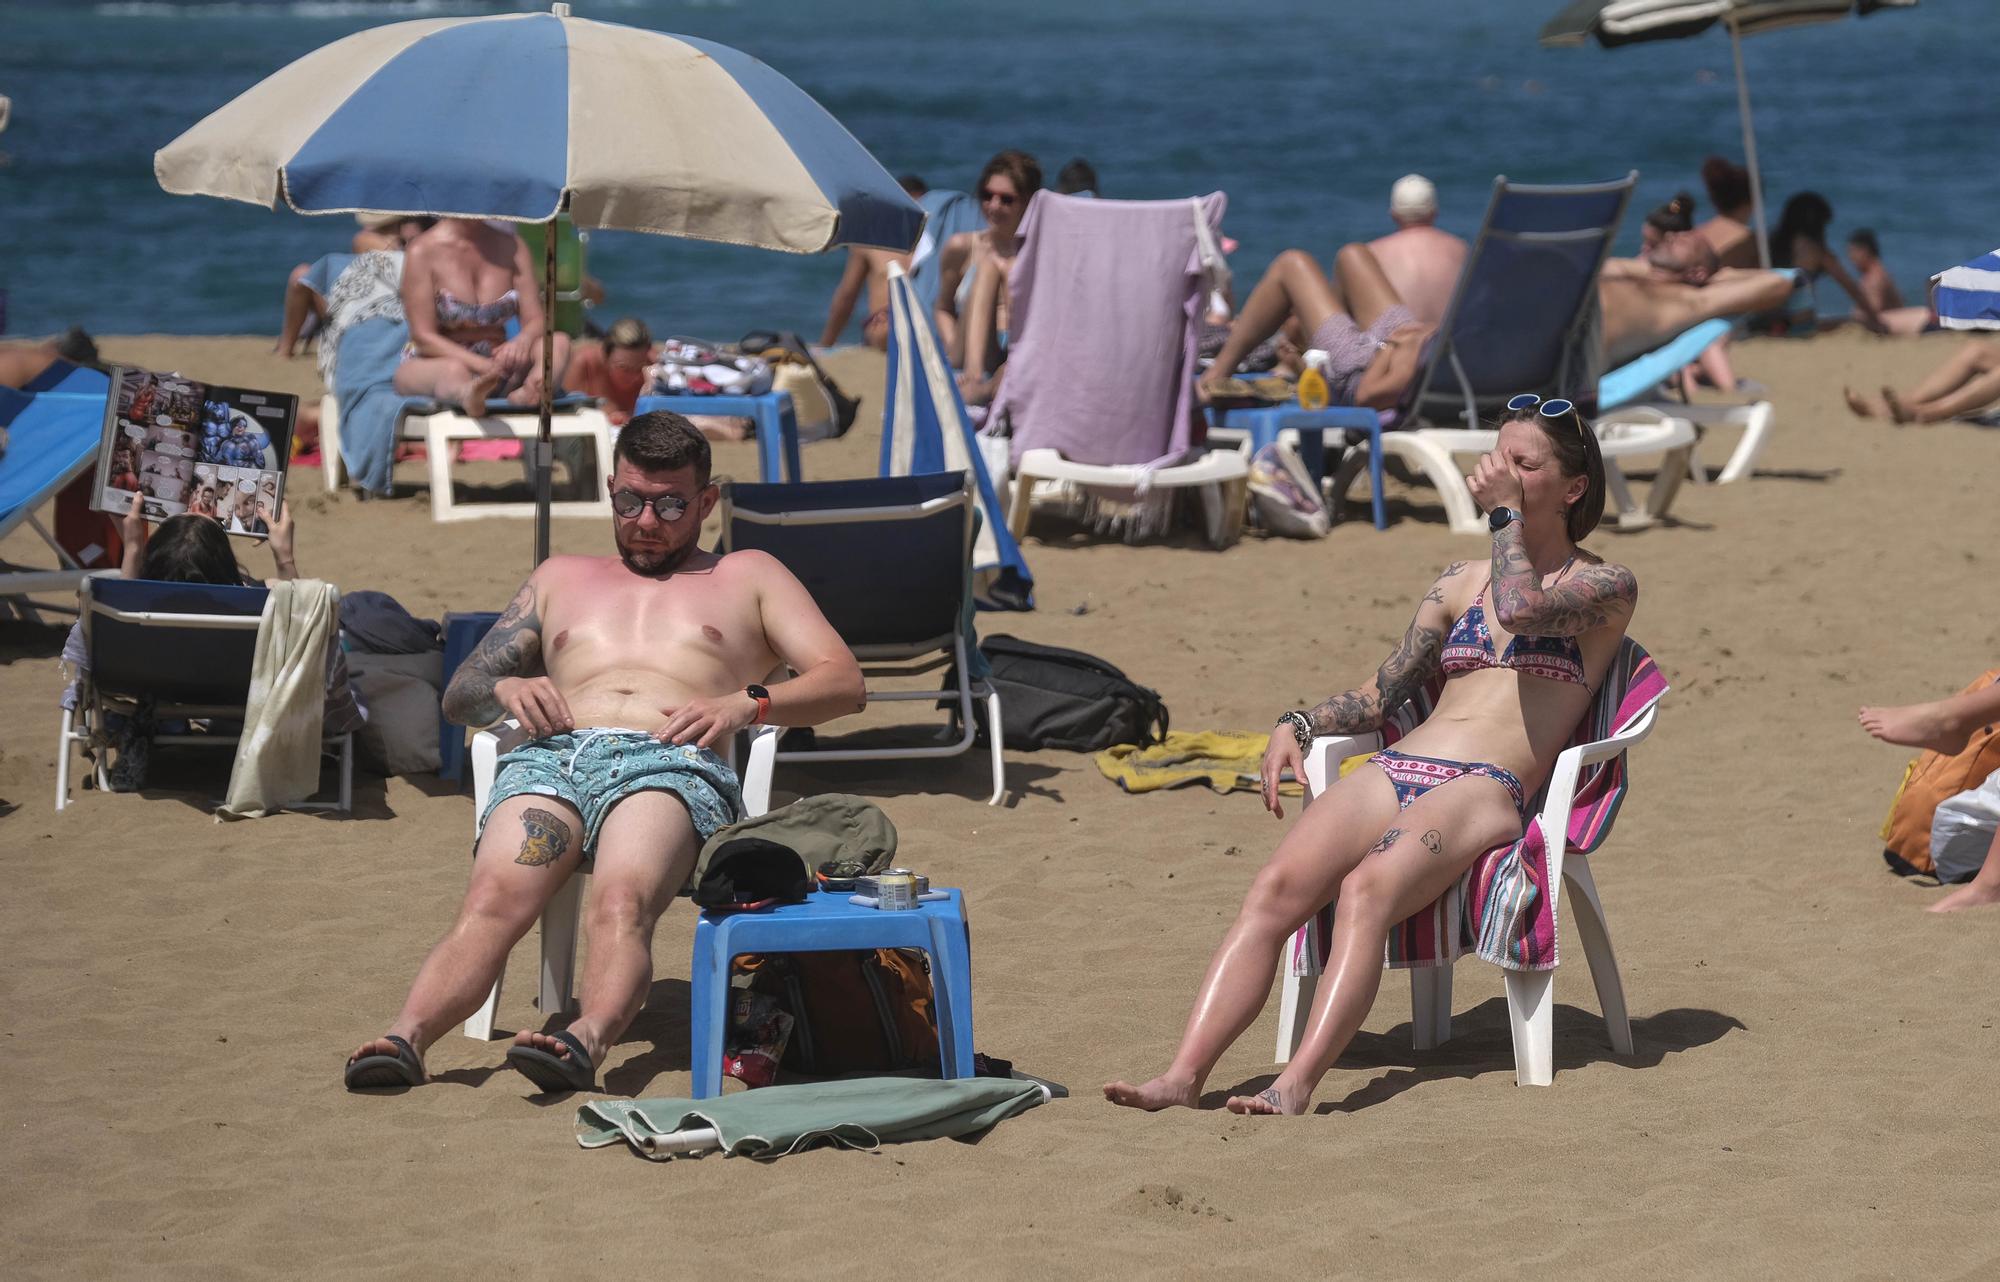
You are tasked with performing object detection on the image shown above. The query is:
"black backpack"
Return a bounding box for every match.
[949,635,1169,752]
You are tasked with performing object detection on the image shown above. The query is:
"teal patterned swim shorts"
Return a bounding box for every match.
[478,728,743,868]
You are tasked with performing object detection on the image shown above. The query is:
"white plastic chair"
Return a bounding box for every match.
[461,719,782,1040]
[1275,699,1660,1086]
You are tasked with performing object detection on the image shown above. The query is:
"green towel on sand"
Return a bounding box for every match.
[1096,730,1304,796]
[576,1077,1056,1161]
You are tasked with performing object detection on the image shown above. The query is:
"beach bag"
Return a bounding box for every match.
[947,634,1169,752]
[1931,773,2000,884]
[740,329,860,437]
[1247,439,1331,539]
[1881,669,2000,877]
[740,948,939,1075]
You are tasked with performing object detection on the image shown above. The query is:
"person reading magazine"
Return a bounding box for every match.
[92,367,295,540]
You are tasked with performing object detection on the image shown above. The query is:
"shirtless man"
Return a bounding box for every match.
[818,245,912,351]
[1597,232,1793,367]
[344,411,866,1095]
[1366,175,1466,326]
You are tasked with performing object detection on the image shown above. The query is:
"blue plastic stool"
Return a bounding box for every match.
[1218,404,1388,530]
[688,888,975,1099]
[633,391,802,484]
[437,611,501,784]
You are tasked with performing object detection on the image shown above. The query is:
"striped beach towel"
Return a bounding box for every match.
[1291,637,1667,976]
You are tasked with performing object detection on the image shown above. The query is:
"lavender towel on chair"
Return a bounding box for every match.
[988,191,1227,471]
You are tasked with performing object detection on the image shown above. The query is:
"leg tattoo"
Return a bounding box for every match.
[1364,827,1403,857]
[516,807,571,867]
[1420,829,1443,856]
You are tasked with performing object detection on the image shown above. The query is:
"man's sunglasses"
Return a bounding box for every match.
[610,489,691,522]
[1506,393,1585,433]
[979,187,1019,208]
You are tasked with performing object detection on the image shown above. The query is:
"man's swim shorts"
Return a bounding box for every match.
[477,728,743,869]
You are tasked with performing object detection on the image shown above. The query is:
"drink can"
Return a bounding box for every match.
[875,870,916,911]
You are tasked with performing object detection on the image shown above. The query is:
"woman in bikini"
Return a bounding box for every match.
[934,149,1041,396]
[1106,396,1637,1116]
[394,219,571,417]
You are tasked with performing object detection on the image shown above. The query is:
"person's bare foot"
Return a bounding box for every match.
[1103,1071,1201,1111]
[461,369,501,418]
[1882,387,1914,425]
[1843,386,1881,419]
[1858,701,1970,755]
[1223,1082,1308,1115]
[1929,881,2000,913]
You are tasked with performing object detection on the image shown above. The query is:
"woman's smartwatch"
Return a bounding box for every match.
[745,684,771,724]
[1488,505,1520,532]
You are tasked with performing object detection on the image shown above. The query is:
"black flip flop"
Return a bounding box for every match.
[345,1034,424,1091]
[505,1029,596,1094]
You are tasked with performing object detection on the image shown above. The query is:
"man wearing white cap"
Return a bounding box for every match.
[1367,174,1465,327]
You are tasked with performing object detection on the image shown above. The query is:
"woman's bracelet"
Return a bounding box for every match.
[1275,710,1315,753]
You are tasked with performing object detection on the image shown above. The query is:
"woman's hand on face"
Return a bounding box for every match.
[1261,732,1304,819]
[1467,451,1525,514]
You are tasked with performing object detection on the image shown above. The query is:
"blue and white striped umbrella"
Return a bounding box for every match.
[154,4,922,254]
[880,264,1032,611]
[1931,251,2000,331]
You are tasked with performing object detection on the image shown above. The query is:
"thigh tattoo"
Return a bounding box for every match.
[1420,829,1443,856]
[1365,826,1403,857]
[516,807,572,867]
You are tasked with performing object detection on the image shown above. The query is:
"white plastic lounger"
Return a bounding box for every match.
[1594,316,1777,485]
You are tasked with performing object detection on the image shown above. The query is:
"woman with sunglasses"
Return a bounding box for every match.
[933,150,1041,386]
[1106,395,1635,1116]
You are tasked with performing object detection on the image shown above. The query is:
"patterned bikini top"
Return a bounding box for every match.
[435,287,519,329]
[1440,589,1587,686]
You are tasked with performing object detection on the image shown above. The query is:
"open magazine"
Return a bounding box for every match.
[90,367,297,540]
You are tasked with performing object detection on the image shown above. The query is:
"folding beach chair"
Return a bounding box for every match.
[1275,638,1667,1086]
[988,192,1249,548]
[55,576,355,812]
[0,362,110,621]
[720,471,1006,806]
[462,718,782,1040]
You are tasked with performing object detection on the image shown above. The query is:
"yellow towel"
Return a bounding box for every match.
[219,579,338,819]
[1096,730,1304,796]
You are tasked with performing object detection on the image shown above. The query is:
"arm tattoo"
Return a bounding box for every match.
[1489,525,1638,638]
[515,807,571,867]
[441,582,544,726]
[1305,566,1456,736]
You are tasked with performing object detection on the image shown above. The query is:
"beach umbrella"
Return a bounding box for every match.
[880,263,1033,611]
[576,1075,1059,1161]
[1539,0,1918,269]
[154,2,924,565]
[1930,250,2000,331]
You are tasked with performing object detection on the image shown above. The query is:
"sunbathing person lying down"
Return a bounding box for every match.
[1198,232,1794,411]
[1107,396,1636,1116]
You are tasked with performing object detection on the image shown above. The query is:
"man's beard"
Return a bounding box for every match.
[616,532,696,577]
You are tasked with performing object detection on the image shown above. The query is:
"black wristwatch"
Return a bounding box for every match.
[1488,506,1520,533]
[745,683,771,724]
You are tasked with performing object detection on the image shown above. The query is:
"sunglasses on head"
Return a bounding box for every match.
[979,187,1019,207]
[1506,393,1585,433]
[609,488,691,522]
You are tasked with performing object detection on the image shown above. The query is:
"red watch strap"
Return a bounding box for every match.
[751,693,771,724]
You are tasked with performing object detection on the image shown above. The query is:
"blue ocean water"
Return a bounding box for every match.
[0,0,1992,342]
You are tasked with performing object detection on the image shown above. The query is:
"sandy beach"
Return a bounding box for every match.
[4,329,1997,1278]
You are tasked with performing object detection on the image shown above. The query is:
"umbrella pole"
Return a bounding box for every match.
[534,217,556,566]
[1730,22,1772,270]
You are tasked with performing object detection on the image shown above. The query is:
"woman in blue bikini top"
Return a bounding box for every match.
[1106,395,1639,1119]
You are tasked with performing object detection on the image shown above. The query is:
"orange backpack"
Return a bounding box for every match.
[1881,669,2000,876]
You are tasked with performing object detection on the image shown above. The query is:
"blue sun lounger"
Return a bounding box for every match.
[0,362,111,620]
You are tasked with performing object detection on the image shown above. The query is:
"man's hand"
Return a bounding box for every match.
[1261,731,1304,819]
[654,692,760,750]
[497,675,574,737]
[1467,451,1524,514]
